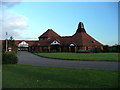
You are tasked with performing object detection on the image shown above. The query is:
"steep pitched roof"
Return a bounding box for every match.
[36,22,103,47]
[38,29,61,39]
[59,36,73,46]
[72,32,103,46]
[72,22,103,46]
[34,39,55,46]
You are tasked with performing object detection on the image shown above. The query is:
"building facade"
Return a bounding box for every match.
[1,22,103,52]
[28,22,103,52]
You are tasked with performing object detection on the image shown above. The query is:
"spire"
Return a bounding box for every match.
[78,22,84,29]
[76,22,86,33]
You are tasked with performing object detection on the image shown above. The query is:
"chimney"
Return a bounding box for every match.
[76,22,86,33]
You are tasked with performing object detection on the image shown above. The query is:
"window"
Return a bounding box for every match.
[51,40,60,45]
[70,44,75,46]
[92,40,95,43]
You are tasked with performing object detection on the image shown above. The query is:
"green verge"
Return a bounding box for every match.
[35,53,119,61]
[3,64,118,88]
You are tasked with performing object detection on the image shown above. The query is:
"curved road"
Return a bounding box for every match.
[17,51,119,71]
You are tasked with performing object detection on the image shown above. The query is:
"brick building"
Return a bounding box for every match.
[1,22,103,52]
[29,22,103,52]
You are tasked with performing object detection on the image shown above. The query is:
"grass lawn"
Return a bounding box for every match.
[3,64,118,88]
[35,53,119,61]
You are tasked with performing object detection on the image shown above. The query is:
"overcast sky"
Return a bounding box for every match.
[1,0,119,46]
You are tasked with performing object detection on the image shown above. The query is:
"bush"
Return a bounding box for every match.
[76,50,90,53]
[2,52,18,64]
[5,51,17,55]
[91,48,102,53]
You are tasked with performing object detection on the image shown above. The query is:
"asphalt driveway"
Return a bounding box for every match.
[17,51,119,71]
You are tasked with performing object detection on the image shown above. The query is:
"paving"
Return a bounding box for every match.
[17,51,119,71]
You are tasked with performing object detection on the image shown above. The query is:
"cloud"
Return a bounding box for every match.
[1,0,21,9]
[2,2,20,8]
[1,11,29,39]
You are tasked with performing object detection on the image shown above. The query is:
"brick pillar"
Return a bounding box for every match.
[75,46,77,52]
[101,46,103,50]
[59,46,61,52]
[69,47,71,52]
[48,46,51,52]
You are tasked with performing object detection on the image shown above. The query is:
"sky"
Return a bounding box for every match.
[1,1,119,46]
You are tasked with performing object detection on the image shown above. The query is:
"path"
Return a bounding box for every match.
[17,51,119,71]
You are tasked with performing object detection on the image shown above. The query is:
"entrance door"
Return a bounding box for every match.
[51,45,60,52]
[18,47,28,51]
[18,41,29,51]
[70,44,75,52]
[70,46,75,52]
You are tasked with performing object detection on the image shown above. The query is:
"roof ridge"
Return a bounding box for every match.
[39,29,61,38]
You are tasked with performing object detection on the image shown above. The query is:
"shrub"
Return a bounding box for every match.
[5,51,17,55]
[2,52,18,64]
[91,48,102,53]
[76,50,90,53]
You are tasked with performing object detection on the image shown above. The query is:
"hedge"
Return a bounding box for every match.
[76,50,90,53]
[2,51,18,64]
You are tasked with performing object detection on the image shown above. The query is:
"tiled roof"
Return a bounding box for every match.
[38,29,60,38]
[14,40,38,46]
[36,22,103,47]
[1,22,103,47]
[72,32,103,46]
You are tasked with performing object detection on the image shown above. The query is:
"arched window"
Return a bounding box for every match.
[70,44,75,46]
[51,40,60,45]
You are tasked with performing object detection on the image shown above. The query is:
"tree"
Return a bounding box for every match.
[2,40,6,52]
[2,36,17,53]
[8,36,17,52]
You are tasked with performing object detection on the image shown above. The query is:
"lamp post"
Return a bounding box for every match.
[6,32,8,52]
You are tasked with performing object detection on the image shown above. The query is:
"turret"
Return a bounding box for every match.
[76,22,86,33]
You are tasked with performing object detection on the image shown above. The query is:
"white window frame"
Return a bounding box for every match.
[51,40,60,45]
[70,44,75,46]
